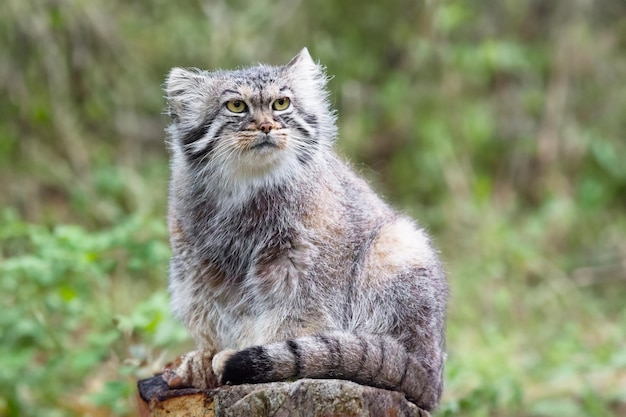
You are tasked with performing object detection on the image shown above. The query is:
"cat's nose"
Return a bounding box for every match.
[258,122,274,134]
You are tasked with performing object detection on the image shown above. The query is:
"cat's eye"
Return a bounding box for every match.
[225,100,248,113]
[272,97,291,111]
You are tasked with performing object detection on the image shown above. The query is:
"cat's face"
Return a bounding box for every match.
[165,48,336,186]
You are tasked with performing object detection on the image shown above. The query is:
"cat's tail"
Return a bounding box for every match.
[214,331,443,411]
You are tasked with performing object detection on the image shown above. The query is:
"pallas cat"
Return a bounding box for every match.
[162,48,447,411]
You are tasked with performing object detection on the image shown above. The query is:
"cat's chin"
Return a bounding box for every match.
[213,157,298,206]
[250,141,277,151]
[233,150,292,180]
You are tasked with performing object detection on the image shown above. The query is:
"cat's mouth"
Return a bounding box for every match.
[249,136,279,150]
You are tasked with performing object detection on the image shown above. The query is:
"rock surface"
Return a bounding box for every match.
[137,375,430,417]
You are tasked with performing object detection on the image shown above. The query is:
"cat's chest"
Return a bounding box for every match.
[188,201,314,279]
[249,234,317,285]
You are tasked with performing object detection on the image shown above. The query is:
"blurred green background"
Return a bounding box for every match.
[1,0,625,416]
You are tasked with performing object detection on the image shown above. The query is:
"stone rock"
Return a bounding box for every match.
[137,375,430,417]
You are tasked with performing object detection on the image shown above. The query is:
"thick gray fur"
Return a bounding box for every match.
[163,48,448,411]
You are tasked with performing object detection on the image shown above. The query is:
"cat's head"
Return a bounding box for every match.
[165,48,337,188]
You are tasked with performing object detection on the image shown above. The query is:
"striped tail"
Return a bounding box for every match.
[215,331,443,411]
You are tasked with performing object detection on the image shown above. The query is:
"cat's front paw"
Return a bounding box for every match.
[162,350,218,390]
[214,346,273,385]
[211,349,237,384]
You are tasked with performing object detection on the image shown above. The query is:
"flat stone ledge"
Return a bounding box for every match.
[137,375,430,417]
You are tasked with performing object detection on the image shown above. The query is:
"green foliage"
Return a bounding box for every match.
[0,0,625,416]
[0,210,183,416]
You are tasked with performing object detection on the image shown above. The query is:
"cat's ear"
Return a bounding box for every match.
[286,48,326,86]
[165,68,210,122]
[287,47,315,68]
